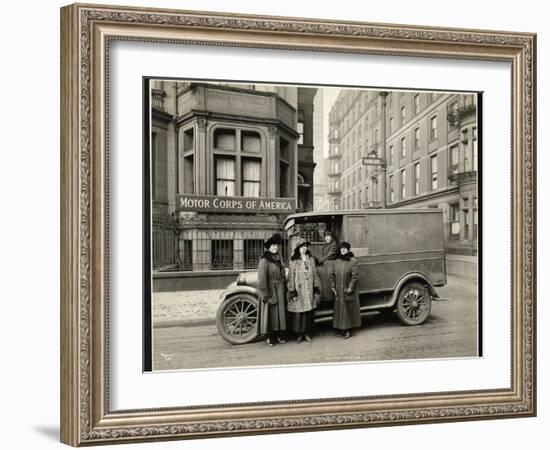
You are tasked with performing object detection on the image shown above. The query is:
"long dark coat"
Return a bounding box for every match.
[258,252,287,335]
[317,240,339,301]
[329,254,362,330]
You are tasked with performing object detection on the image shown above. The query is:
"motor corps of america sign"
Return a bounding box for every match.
[176,194,297,214]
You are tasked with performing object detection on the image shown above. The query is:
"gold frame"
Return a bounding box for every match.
[60,3,537,446]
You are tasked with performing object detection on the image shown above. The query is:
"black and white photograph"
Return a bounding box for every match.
[145,80,481,371]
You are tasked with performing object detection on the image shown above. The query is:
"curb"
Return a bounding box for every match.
[153,318,217,329]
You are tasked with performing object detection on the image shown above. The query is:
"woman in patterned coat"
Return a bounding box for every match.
[287,238,321,343]
[258,233,288,346]
[329,241,361,339]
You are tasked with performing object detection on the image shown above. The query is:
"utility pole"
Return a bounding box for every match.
[379,91,388,208]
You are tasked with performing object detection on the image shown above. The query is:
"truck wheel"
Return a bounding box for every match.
[396,282,431,326]
[216,294,259,344]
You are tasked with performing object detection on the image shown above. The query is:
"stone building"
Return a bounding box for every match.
[326,89,478,255]
[150,81,317,290]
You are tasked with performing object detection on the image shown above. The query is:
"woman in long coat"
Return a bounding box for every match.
[329,241,361,339]
[317,230,339,302]
[287,238,321,343]
[258,233,288,346]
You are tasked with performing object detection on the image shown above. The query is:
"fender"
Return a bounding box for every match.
[218,284,261,304]
[390,272,439,306]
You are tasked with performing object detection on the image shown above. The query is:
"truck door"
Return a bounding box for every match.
[345,215,369,257]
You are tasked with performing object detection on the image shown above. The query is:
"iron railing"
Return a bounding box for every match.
[152,214,289,272]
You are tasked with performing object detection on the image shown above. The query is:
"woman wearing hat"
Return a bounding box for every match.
[258,233,288,346]
[317,230,339,303]
[329,241,361,339]
[287,238,321,343]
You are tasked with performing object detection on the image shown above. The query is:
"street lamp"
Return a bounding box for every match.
[362,145,387,208]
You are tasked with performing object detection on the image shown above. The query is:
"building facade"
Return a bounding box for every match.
[151,81,317,289]
[326,89,478,255]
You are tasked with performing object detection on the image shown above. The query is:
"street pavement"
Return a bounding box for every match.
[152,270,479,371]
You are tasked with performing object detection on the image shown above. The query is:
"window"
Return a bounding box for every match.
[389,175,395,202]
[297,121,304,145]
[211,240,233,270]
[389,116,394,135]
[414,162,420,195]
[473,127,478,172]
[214,128,236,150]
[430,116,438,141]
[280,162,289,197]
[465,143,471,171]
[215,156,235,196]
[334,129,339,139]
[400,137,406,158]
[244,239,264,269]
[242,158,261,197]
[462,129,469,143]
[430,92,437,102]
[241,130,261,153]
[450,204,460,236]
[389,145,394,165]
[414,127,420,150]
[400,106,406,125]
[401,168,406,199]
[413,94,420,114]
[183,127,194,151]
[449,144,459,174]
[430,154,438,190]
[183,154,194,194]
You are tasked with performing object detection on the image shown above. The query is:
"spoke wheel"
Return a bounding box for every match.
[216,294,259,344]
[396,282,431,326]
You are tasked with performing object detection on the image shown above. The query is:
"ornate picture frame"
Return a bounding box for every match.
[60,3,536,446]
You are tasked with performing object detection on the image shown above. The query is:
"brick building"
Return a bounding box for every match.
[326,89,478,255]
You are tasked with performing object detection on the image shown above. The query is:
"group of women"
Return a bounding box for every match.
[258,231,362,346]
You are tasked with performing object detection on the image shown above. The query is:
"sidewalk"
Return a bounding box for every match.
[153,257,476,328]
[153,289,223,328]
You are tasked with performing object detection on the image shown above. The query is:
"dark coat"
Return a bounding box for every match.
[318,240,339,301]
[287,255,321,313]
[258,252,287,334]
[329,253,362,330]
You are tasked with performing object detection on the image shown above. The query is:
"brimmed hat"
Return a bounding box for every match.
[264,233,283,249]
[324,230,335,237]
[293,237,311,252]
[337,241,351,251]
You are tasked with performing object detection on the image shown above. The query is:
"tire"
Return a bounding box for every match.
[216,294,259,344]
[396,281,431,326]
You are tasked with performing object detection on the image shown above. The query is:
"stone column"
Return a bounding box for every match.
[459,197,466,241]
[468,192,475,241]
[195,118,208,195]
[268,126,279,197]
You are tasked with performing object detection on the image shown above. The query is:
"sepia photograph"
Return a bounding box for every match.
[144,79,481,372]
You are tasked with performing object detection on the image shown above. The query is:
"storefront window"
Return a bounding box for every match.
[211,240,234,270]
[243,240,264,269]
